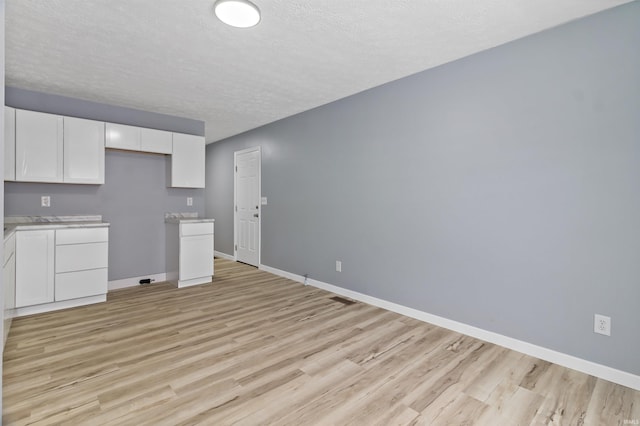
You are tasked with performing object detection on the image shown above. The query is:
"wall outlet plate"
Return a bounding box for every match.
[187,197,193,206]
[594,314,611,336]
[41,195,51,207]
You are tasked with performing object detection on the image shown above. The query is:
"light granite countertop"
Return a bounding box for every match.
[164,213,215,224]
[4,216,110,241]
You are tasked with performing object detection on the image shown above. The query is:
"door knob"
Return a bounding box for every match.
[253,213,259,218]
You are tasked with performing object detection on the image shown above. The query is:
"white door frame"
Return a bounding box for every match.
[234,146,261,265]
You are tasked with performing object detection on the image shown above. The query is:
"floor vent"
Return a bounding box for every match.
[330,296,356,306]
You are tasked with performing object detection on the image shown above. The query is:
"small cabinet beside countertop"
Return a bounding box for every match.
[166,221,214,288]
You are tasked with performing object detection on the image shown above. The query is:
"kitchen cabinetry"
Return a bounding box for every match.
[63,117,105,184]
[15,109,64,183]
[10,106,203,187]
[3,232,16,346]
[166,220,214,287]
[14,109,105,184]
[55,228,108,301]
[105,123,140,151]
[13,225,109,315]
[4,106,16,181]
[106,124,172,154]
[15,230,55,307]
[171,133,205,188]
[141,128,173,154]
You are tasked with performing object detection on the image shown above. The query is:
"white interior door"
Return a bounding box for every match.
[235,147,261,266]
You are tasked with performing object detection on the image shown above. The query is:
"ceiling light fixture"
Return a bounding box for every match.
[214,0,261,28]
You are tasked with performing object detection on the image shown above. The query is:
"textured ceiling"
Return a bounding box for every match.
[5,0,633,143]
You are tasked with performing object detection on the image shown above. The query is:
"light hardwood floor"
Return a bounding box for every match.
[3,259,639,425]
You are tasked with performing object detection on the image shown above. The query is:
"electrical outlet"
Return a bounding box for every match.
[594,314,611,336]
[187,197,193,206]
[41,196,51,207]
[336,260,342,272]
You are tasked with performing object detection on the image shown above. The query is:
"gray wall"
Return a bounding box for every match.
[5,88,205,280]
[205,2,640,375]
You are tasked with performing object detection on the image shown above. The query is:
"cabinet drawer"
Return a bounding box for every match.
[56,242,108,273]
[56,268,107,301]
[56,228,109,245]
[181,222,214,237]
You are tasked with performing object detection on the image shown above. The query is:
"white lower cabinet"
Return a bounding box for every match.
[13,226,109,314]
[180,234,214,282]
[166,221,214,287]
[15,230,55,307]
[55,228,108,301]
[4,233,16,347]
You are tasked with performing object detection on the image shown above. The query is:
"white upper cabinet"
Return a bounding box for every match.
[15,109,64,183]
[4,106,16,181]
[63,117,105,184]
[106,123,173,155]
[141,128,172,154]
[171,133,205,188]
[105,123,140,151]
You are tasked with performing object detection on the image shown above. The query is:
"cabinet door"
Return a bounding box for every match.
[180,234,214,281]
[15,110,64,182]
[4,106,16,181]
[3,233,16,312]
[15,230,55,307]
[64,117,105,184]
[105,123,140,151]
[171,133,205,188]
[141,128,172,154]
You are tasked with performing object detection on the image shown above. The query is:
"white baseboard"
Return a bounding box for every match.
[13,295,107,317]
[108,272,168,291]
[258,263,640,391]
[214,251,235,261]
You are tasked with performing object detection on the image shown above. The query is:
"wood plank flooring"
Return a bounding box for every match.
[3,258,639,425]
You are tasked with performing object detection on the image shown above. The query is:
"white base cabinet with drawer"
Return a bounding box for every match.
[55,228,109,301]
[166,221,214,288]
[13,226,109,317]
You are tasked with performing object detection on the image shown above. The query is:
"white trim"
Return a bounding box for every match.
[258,263,640,391]
[13,295,106,317]
[108,272,167,291]
[214,250,235,261]
[234,146,261,267]
[177,276,213,288]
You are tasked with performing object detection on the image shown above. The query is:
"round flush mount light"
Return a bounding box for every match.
[214,0,261,28]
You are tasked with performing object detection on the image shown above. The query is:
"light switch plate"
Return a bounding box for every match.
[261,197,268,205]
[41,196,51,207]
